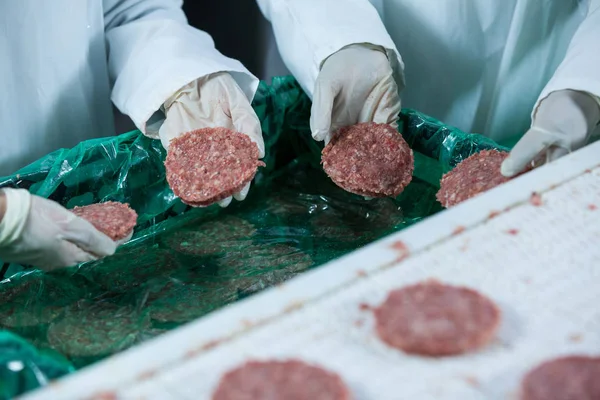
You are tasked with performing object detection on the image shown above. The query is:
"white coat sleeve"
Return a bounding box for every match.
[534,0,600,117]
[103,0,259,136]
[256,0,405,99]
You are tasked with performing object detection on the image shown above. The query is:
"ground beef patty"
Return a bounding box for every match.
[47,300,149,358]
[216,244,314,298]
[374,280,500,356]
[520,356,600,400]
[0,274,81,328]
[437,150,513,208]
[212,360,351,400]
[148,283,235,324]
[82,247,177,292]
[162,216,256,256]
[72,201,137,241]
[321,123,414,198]
[165,128,265,206]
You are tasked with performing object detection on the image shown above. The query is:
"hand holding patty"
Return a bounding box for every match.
[159,72,265,207]
[311,45,401,145]
[0,189,116,270]
[501,90,600,177]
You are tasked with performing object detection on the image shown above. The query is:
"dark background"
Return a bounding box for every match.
[182,1,288,80]
[114,1,290,133]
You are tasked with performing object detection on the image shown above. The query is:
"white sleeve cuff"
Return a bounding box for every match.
[0,189,31,247]
[259,0,404,99]
[532,3,600,121]
[107,19,260,136]
[532,78,600,121]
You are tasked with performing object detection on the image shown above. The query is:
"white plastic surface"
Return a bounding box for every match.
[23,142,600,400]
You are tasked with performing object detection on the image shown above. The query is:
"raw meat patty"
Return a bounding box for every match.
[520,356,600,400]
[0,275,80,328]
[165,128,265,206]
[47,301,149,357]
[72,201,137,241]
[212,360,351,400]
[148,283,231,324]
[437,149,513,208]
[162,216,256,256]
[321,122,414,197]
[374,280,501,356]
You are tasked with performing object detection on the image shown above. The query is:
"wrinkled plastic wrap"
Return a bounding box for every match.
[0,330,74,399]
[0,76,507,397]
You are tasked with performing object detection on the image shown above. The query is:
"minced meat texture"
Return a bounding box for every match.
[47,300,149,357]
[437,150,516,208]
[165,128,265,207]
[374,280,501,356]
[212,360,351,400]
[148,283,233,324]
[520,356,600,400]
[72,202,137,241]
[321,123,414,198]
[162,216,256,256]
[0,275,80,328]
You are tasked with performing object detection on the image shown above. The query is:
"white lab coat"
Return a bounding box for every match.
[257,0,600,143]
[0,0,258,176]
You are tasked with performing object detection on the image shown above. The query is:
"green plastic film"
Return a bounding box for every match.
[0,76,506,397]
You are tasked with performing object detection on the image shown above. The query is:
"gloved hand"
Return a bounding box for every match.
[159,72,265,208]
[501,90,600,177]
[0,189,116,271]
[310,44,402,145]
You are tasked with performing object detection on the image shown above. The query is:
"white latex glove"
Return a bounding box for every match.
[501,90,600,177]
[311,44,402,145]
[159,72,265,208]
[0,189,117,271]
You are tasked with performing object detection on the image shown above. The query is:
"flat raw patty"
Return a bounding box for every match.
[165,128,265,206]
[437,150,513,208]
[520,356,600,400]
[148,283,234,324]
[72,202,137,241]
[216,244,314,297]
[212,360,351,400]
[374,280,501,356]
[322,123,414,197]
[162,216,256,256]
[47,300,149,358]
[82,247,177,292]
[0,275,80,328]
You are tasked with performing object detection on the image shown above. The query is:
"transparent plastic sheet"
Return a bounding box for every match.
[0,76,507,397]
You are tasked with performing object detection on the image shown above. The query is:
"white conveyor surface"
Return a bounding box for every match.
[22,141,600,400]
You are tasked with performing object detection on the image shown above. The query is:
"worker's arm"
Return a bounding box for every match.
[502,1,600,176]
[256,0,403,98]
[103,0,259,136]
[256,0,404,144]
[103,0,264,207]
[0,189,116,271]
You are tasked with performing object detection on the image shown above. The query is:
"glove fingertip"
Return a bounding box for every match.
[66,216,117,257]
[95,234,117,257]
[115,231,134,247]
[85,221,117,257]
[218,196,233,208]
[252,137,266,159]
[500,157,519,178]
[57,241,100,269]
[311,128,329,143]
[233,183,251,201]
